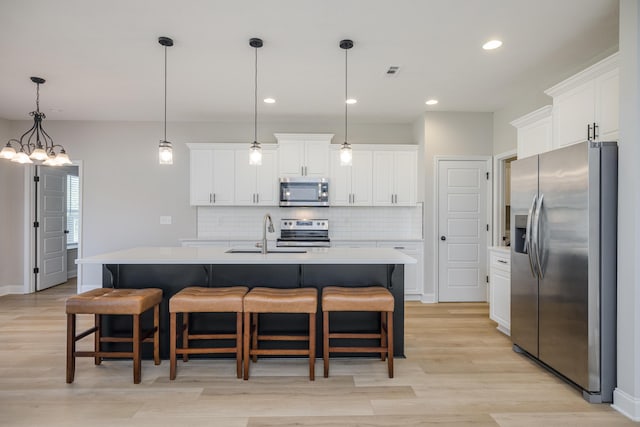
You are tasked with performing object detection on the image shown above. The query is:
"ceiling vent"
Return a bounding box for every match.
[385,66,400,76]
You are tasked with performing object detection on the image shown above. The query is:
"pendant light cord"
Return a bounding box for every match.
[344,47,348,144]
[254,46,258,143]
[164,44,167,141]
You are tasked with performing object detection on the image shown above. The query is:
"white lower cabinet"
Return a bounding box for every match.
[332,240,422,298]
[376,241,423,298]
[488,248,511,336]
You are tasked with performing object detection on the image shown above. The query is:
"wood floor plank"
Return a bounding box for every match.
[0,282,633,426]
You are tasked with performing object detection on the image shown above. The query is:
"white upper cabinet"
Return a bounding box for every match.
[510,105,553,159]
[189,147,235,206]
[234,146,278,206]
[329,147,373,206]
[372,147,417,206]
[545,53,618,149]
[275,133,333,177]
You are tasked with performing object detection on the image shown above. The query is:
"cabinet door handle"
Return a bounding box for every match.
[209,193,213,203]
[593,122,599,140]
[256,193,259,203]
[393,246,405,250]
[213,193,216,203]
[252,194,255,203]
[497,259,508,264]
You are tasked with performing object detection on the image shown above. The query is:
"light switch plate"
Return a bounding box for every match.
[160,216,172,225]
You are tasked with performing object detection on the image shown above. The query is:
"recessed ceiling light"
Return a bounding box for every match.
[425,99,438,106]
[263,98,276,104]
[346,98,357,104]
[483,40,503,50]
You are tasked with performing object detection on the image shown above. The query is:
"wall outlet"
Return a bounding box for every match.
[160,216,172,225]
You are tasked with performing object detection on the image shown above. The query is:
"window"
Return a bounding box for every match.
[66,174,79,246]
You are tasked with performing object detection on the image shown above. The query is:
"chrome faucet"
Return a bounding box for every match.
[256,213,275,254]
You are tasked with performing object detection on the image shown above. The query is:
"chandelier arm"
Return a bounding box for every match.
[18,121,39,151]
[38,126,58,151]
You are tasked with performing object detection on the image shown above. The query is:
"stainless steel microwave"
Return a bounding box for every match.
[279,177,329,207]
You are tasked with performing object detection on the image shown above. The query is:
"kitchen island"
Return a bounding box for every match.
[76,246,415,359]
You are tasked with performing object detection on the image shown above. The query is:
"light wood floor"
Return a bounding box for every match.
[0,282,634,427]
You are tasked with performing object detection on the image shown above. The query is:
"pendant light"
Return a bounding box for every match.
[158,36,174,165]
[249,38,263,165]
[0,77,71,166]
[339,39,354,166]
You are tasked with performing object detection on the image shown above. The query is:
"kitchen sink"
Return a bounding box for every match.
[225,248,307,254]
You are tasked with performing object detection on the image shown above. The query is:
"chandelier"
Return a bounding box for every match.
[0,77,71,166]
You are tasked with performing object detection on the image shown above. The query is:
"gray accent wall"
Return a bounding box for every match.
[420,112,494,301]
[0,118,26,294]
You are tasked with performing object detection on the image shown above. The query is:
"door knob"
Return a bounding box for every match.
[440,236,446,241]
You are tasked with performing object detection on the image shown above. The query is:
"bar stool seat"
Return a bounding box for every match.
[66,288,162,384]
[243,287,317,380]
[322,286,394,378]
[169,286,248,380]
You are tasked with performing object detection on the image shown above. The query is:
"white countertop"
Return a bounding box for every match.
[76,246,417,265]
[488,246,510,254]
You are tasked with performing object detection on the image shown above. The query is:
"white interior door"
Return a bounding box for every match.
[37,166,68,290]
[437,160,488,302]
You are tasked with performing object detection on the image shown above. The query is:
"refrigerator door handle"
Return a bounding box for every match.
[525,194,538,277]
[532,193,544,278]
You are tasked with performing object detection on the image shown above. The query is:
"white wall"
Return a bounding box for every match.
[420,112,494,301]
[492,90,551,155]
[0,118,26,295]
[613,0,640,419]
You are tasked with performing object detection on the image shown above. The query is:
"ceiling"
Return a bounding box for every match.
[0,0,619,124]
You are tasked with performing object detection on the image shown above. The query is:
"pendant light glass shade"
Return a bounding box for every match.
[249,141,262,165]
[158,36,174,165]
[339,141,353,166]
[340,39,354,166]
[249,38,263,165]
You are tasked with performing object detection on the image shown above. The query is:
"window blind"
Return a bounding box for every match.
[66,175,79,246]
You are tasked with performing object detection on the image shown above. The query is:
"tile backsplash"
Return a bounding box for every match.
[197,204,423,241]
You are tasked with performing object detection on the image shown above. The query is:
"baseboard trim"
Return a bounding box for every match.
[404,294,422,301]
[78,283,101,294]
[420,293,436,303]
[612,388,640,421]
[0,285,25,296]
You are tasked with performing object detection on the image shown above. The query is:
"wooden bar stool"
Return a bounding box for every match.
[322,286,394,378]
[65,288,162,384]
[243,287,317,380]
[169,286,248,380]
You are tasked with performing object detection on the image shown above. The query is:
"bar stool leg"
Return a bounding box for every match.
[309,312,316,381]
[170,311,177,380]
[182,312,189,362]
[387,311,394,378]
[251,313,258,363]
[95,314,102,365]
[380,311,387,362]
[243,311,251,380]
[236,312,243,379]
[153,304,160,365]
[133,314,141,384]
[323,311,329,378]
[66,313,76,384]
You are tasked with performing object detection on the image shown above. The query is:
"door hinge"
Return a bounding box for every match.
[486,224,489,231]
[33,267,39,274]
[33,221,39,228]
[33,176,40,183]
[486,172,489,180]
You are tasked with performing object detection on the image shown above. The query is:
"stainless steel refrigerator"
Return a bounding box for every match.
[510,140,617,403]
